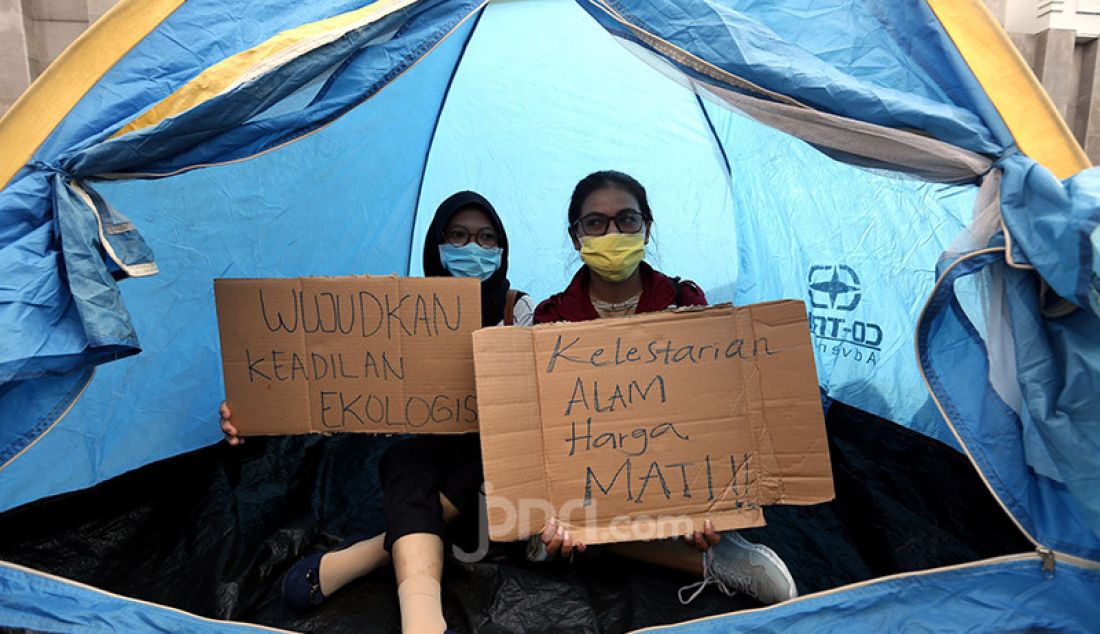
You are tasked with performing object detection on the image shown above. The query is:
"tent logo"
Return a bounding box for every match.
[806,264,881,366]
[807,265,861,311]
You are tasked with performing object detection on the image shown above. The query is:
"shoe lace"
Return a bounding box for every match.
[677,550,741,605]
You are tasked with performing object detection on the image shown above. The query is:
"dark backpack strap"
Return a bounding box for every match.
[504,289,519,326]
[669,276,684,307]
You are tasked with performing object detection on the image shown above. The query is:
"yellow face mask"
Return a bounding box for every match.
[580,233,645,283]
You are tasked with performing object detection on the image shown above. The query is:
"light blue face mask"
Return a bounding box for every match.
[439,243,503,281]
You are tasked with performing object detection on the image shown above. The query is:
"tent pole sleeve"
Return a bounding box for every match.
[694,81,992,184]
[925,0,1090,179]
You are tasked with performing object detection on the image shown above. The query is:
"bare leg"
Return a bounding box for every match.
[318,534,390,595]
[318,493,460,596]
[389,493,462,633]
[608,540,703,575]
[393,533,447,634]
[439,493,460,523]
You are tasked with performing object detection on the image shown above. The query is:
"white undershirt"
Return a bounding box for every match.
[591,291,642,319]
[495,292,535,326]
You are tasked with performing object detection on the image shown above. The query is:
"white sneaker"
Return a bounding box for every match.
[678,531,797,605]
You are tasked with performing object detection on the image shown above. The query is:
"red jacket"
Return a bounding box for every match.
[534,262,707,324]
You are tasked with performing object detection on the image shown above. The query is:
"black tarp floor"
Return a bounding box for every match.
[0,402,1031,633]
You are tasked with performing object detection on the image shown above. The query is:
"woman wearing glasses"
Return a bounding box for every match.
[533,171,797,606]
[222,192,531,633]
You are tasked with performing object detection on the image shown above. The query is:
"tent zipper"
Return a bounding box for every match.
[915,245,1100,575]
[1038,545,1055,574]
[629,551,1062,633]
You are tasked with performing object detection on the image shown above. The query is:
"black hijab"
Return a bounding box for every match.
[422,191,511,327]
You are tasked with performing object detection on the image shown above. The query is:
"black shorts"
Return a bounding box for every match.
[378,434,483,552]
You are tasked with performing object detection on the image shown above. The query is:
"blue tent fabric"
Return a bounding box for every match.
[699,96,973,447]
[0,168,118,382]
[1000,154,1100,315]
[655,558,1100,633]
[1,0,1098,630]
[0,368,92,466]
[577,0,1007,154]
[5,0,477,379]
[915,153,1100,550]
[0,563,287,634]
[918,247,1100,559]
[0,0,480,385]
[0,4,477,512]
[33,0,387,163]
[65,2,479,177]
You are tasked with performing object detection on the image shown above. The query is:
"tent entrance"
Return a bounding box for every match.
[0,400,1033,632]
[2,0,1097,631]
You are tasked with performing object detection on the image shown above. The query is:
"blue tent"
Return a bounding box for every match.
[1,0,1098,631]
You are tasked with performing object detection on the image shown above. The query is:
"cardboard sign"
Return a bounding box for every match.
[215,276,481,435]
[473,301,833,544]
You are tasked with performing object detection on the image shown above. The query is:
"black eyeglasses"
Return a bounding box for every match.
[572,210,646,237]
[443,225,499,248]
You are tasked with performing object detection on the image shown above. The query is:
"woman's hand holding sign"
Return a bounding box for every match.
[219,401,244,446]
[539,518,719,558]
[681,519,721,552]
[539,518,586,558]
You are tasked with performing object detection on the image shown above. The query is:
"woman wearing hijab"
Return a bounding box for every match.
[422,190,533,327]
[221,192,531,633]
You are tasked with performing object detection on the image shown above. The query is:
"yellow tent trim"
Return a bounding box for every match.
[0,0,184,191]
[113,0,415,140]
[927,0,1091,179]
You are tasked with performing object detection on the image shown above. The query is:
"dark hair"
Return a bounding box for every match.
[567,170,653,227]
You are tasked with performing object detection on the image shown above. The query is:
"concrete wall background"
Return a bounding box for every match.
[0,0,1098,164]
[1010,26,1100,162]
[0,0,34,114]
[1,0,112,112]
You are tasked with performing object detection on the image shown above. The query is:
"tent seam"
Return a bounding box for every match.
[693,92,731,179]
[405,1,488,276]
[629,552,1051,632]
[583,0,805,109]
[94,3,487,182]
[915,244,1100,563]
[0,368,96,475]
